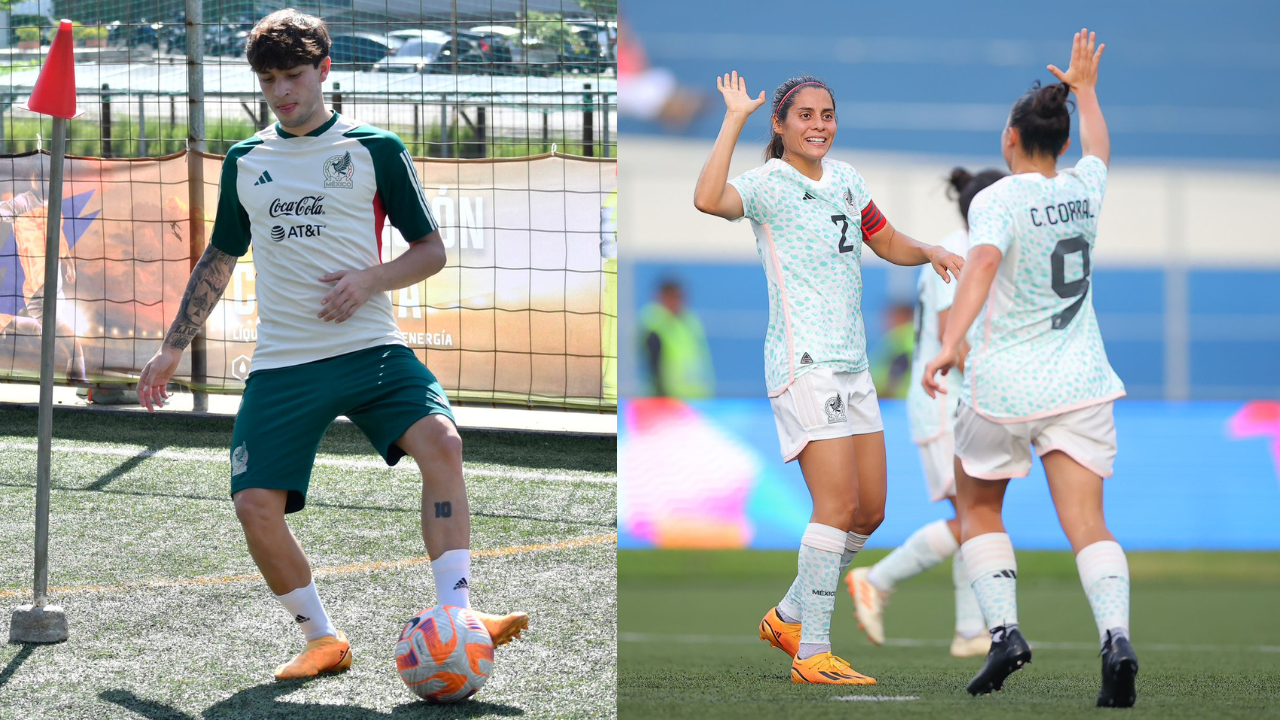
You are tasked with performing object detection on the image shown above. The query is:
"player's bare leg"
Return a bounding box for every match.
[1042,450,1137,707]
[234,488,349,680]
[397,415,527,646]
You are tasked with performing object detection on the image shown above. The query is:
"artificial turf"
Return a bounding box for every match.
[0,406,617,719]
[619,549,1280,719]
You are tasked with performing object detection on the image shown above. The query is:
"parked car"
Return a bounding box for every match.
[372,38,444,73]
[328,32,395,70]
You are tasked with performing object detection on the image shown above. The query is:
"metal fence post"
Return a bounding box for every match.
[583,83,594,157]
[333,82,342,114]
[101,84,111,157]
[186,0,208,412]
[602,92,610,158]
[138,93,146,157]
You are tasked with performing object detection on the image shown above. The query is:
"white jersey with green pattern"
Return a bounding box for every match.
[728,158,879,395]
[962,155,1124,421]
[907,229,967,442]
[210,112,438,373]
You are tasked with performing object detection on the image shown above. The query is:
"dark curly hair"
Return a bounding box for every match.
[246,9,330,73]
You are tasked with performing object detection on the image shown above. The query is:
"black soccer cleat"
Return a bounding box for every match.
[966,626,1032,696]
[1097,630,1139,708]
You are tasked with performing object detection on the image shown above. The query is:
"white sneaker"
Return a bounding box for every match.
[950,631,992,658]
[845,566,888,645]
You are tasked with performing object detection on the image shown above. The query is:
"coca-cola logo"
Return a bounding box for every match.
[269,195,325,218]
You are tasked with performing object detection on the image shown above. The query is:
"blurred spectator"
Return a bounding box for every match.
[617,15,705,130]
[640,279,714,398]
[870,302,915,399]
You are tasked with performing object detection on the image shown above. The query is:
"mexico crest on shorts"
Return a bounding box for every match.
[323,151,355,188]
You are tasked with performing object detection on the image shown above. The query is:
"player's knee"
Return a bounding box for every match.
[407,417,463,471]
[233,490,277,532]
[851,506,885,535]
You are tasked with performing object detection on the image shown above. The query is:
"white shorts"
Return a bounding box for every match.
[954,401,1117,480]
[769,368,884,462]
[917,431,956,502]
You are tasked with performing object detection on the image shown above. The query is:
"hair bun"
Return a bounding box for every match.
[1032,83,1070,118]
[948,167,974,197]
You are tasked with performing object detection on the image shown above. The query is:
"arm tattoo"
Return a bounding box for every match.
[164,246,237,351]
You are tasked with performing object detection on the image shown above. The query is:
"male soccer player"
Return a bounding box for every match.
[137,9,527,680]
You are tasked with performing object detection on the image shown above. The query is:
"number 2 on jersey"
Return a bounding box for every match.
[831,214,853,253]
[1050,235,1090,329]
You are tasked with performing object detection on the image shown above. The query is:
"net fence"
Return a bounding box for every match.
[0,0,618,410]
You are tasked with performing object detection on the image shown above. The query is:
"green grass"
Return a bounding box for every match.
[0,407,617,719]
[619,549,1280,719]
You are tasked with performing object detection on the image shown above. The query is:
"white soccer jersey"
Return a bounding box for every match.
[210,112,438,373]
[961,155,1124,421]
[728,158,886,395]
[906,228,967,443]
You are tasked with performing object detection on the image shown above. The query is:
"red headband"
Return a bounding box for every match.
[774,81,826,116]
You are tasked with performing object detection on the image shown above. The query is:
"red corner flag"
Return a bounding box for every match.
[18,19,83,119]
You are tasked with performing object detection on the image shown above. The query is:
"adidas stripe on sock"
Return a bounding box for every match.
[275,581,338,642]
[962,532,1019,635]
[867,519,957,591]
[431,549,472,608]
[1076,540,1131,644]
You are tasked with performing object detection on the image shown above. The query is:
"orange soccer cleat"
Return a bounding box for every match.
[759,606,801,658]
[791,651,877,685]
[470,610,529,647]
[273,631,353,681]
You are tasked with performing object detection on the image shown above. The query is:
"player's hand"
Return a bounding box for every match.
[926,245,964,283]
[1047,29,1104,93]
[318,268,376,324]
[138,345,181,412]
[717,71,766,117]
[922,344,961,399]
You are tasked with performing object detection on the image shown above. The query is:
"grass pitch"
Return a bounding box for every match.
[0,406,617,719]
[620,549,1280,719]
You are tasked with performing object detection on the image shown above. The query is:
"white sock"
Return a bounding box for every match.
[795,523,847,660]
[779,529,866,625]
[275,581,337,642]
[867,519,957,592]
[1075,540,1131,645]
[431,549,471,609]
[962,533,1019,637]
[841,531,870,571]
[952,548,986,638]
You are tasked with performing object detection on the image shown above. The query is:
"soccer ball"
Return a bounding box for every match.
[395,605,495,703]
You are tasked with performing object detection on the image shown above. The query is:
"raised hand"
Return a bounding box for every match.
[716,71,766,116]
[1047,28,1105,92]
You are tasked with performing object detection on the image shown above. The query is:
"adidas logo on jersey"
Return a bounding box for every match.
[800,352,814,365]
[802,191,816,201]
[253,171,274,186]
[453,577,469,591]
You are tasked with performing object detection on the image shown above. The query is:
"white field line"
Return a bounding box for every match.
[829,691,921,696]
[618,632,1280,654]
[0,441,616,484]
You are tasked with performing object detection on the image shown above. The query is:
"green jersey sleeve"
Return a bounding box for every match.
[348,128,438,243]
[208,139,259,257]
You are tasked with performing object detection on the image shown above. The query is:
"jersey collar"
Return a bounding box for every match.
[275,110,340,139]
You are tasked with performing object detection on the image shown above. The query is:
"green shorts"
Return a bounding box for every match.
[229,344,455,513]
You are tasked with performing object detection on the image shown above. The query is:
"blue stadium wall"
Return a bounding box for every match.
[618,398,1280,551]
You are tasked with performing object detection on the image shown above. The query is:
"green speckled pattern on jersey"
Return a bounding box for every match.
[907,229,967,442]
[728,158,872,395]
[962,155,1125,421]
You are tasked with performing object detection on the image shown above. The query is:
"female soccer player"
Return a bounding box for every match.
[847,167,1005,658]
[922,30,1139,706]
[694,72,964,686]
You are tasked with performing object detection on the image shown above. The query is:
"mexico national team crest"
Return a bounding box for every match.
[231,442,249,476]
[824,394,847,424]
[323,151,355,189]
[843,187,855,209]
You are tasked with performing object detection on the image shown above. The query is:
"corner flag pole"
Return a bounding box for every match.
[9,18,82,644]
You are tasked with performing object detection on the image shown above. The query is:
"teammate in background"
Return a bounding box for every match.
[868,302,914,399]
[848,168,1005,658]
[601,188,617,402]
[640,278,713,399]
[694,72,964,685]
[922,30,1138,706]
[136,9,527,681]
